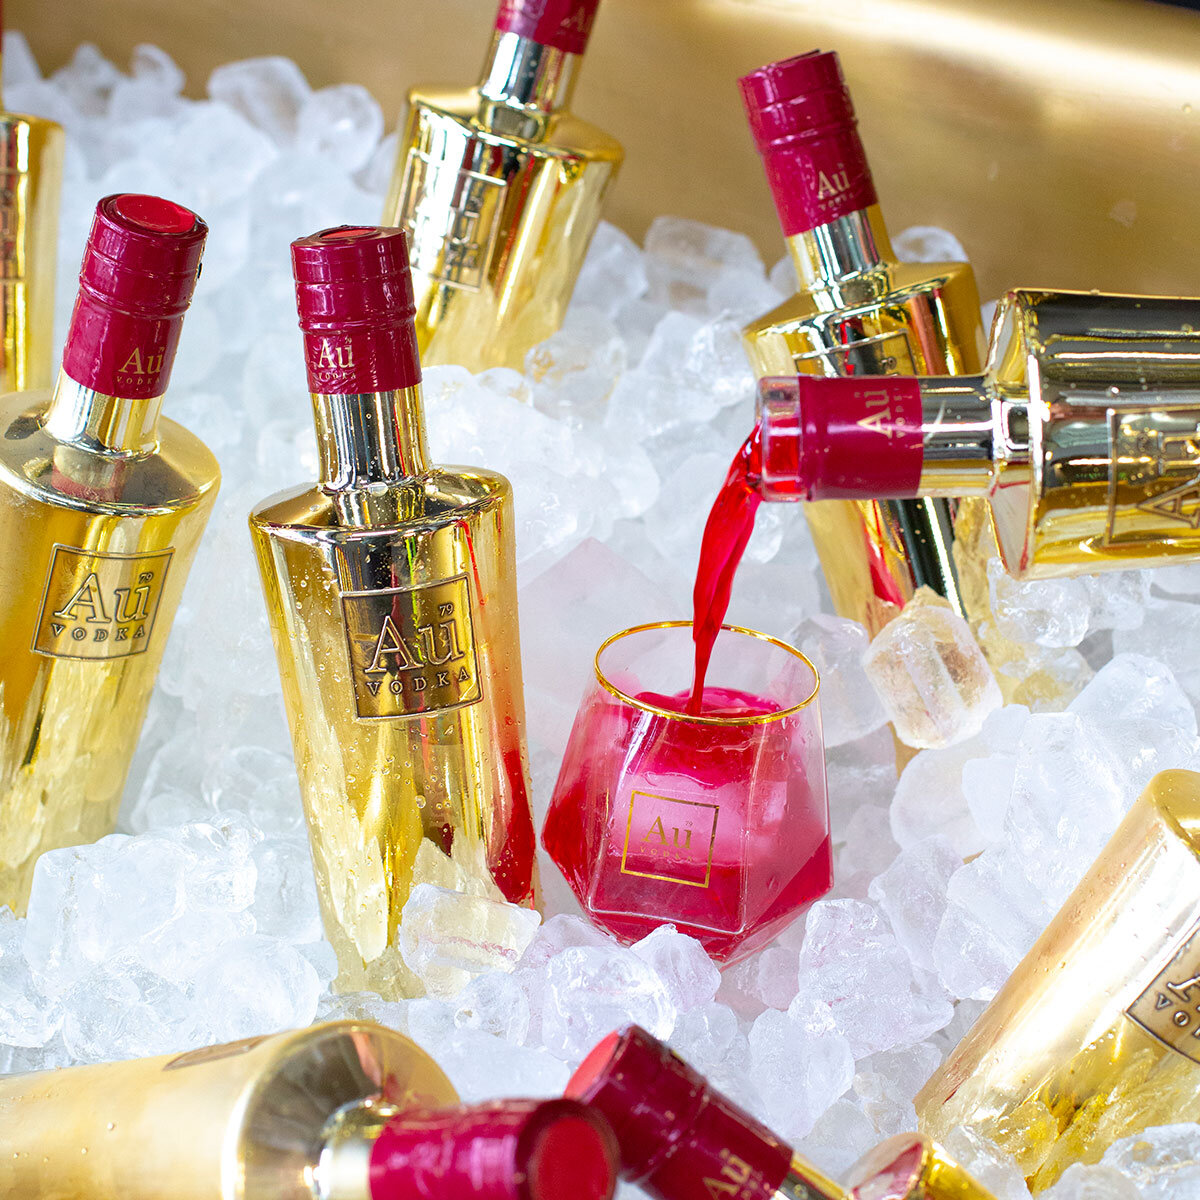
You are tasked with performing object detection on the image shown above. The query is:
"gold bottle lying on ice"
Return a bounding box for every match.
[382,0,623,371]
[755,288,1200,578]
[569,1024,997,1200]
[738,51,988,636]
[0,13,63,392]
[0,194,218,913]
[917,770,1200,1189]
[0,1020,620,1200]
[250,226,537,999]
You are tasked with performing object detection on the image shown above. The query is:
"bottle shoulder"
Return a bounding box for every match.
[405,85,622,159]
[743,260,983,344]
[0,390,221,514]
[250,465,512,537]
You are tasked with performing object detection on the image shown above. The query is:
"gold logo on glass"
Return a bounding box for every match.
[33,544,173,660]
[1126,923,1200,1063]
[1108,408,1200,544]
[620,791,719,888]
[398,147,506,292]
[340,574,482,720]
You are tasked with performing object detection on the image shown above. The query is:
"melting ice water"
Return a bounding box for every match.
[2,32,1200,1196]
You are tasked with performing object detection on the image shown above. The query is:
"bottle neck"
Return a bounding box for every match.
[312,384,431,492]
[479,31,579,112]
[755,374,1023,502]
[785,204,893,289]
[42,371,164,455]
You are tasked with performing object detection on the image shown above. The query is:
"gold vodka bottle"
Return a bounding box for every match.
[250,226,538,1000]
[0,193,218,913]
[739,51,988,635]
[917,770,1200,1189]
[0,14,63,393]
[568,1025,997,1200]
[755,289,1200,579]
[0,1020,621,1200]
[381,0,623,371]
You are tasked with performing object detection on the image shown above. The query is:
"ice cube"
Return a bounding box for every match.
[868,837,961,974]
[398,884,542,1000]
[630,925,721,1013]
[3,31,43,88]
[794,1098,879,1178]
[747,1006,856,1141]
[791,614,888,747]
[1042,1164,1141,1200]
[644,216,763,312]
[1115,599,1200,703]
[939,1126,1033,1200]
[295,84,384,172]
[792,900,953,1058]
[51,43,121,118]
[863,589,1002,749]
[540,944,675,1060]
[853,1042,942,1138]
[988,560,1090,648]
[453,971,532,1043]
[250,838,322,943]
[416,1025,570,1101]
[890,741,987,859]
[572,221,649,317]
[1099,1124,1200,1197]
[893,225,969,263]
[526,309,627,428]
[1082,571,1150,633]
[0,910,60,1048]
[207,56,311,145]
[193,934,322,1042]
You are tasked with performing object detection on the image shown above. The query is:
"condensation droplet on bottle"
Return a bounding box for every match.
[415,795,426,808]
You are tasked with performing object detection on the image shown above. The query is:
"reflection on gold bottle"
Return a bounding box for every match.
[0,1019,620,1200]
[917,770,1200,1190]
[0,23,63,393]
[382,0,622,372]
[0,194,218,913]
[756,289,1200,579]
[251,226,537,1000]
[738,51,988,636]
[0,1022,457,1199]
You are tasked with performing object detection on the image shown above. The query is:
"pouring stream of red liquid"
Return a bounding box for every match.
[687,428,762,714]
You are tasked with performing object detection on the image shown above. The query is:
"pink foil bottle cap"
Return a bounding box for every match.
[61,193,207,400]
[291,225,421,395]
[756,376,925,501]
[566,1026,793,1200]
[738,50,878,236]
[494,0,602,56]
[370,1098,619,1200]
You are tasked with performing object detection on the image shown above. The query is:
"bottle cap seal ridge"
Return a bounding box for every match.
[291,225,421,395]
[739,50,878,236]
[62,193,206,399]
[566,1026,793,1200]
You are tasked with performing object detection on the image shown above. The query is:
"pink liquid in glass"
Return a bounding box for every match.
[543,679,830,962]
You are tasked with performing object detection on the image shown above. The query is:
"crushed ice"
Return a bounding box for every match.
[4,34,1200,1197]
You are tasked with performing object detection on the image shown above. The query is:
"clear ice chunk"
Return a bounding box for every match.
[988,560,1090,648]
[398,884,542,1000]
[863,588,1002,749]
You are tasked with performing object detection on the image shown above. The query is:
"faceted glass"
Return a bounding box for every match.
[543,621,830,963]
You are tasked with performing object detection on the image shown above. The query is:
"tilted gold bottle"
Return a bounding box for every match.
[381,0,623,371]
[0,194,219,913]
[755,289,1200,578]
[250,226,537,999]
[917,770,1200,1190]
[569,1025,997,1200]
[0,1020,620,1200]
[0,15,63,393]
[739,51,988,635]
